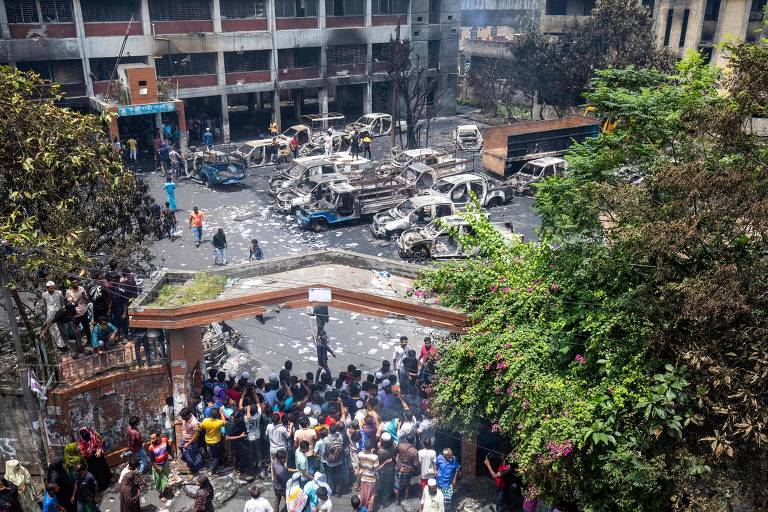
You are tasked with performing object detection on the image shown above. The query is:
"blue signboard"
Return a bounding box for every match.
[117,102,176,117]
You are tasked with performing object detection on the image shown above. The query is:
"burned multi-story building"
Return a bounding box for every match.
[0,0,459,142]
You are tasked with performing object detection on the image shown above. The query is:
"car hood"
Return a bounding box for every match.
[400,228,430,245]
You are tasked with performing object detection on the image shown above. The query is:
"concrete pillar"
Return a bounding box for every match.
[364,81,372,114]
[71,0,94,97]
[294,89,303,119]
[212,0,223,32]
[365,0,372,26]
[167,326,204,453]
[216,51,230,142]
[319,87,329,115]
[273,89,282,129]
[176,100,189,153]
[0,0,10,40]
[320,46,328,78]
[140,0,152,36]
[319,0,327,29]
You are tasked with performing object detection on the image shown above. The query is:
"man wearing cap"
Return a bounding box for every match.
[420,479,444,512]
[43,281,67,351]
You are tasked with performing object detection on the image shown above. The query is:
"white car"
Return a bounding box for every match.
[370,195,455,240]
[453,124,484,151]
[505,157,567,195]
[426,173,514,208]
[345,113,406,137]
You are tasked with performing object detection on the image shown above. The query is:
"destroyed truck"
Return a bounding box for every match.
[370,194,455,240]
[267,155,372,194]
[275,173,349,213]
[424,173,514,208]
[453,124,484,151]
[296,176,415,232]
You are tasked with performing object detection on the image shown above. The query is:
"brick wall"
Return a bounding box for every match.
[279,67,320,80]
[222,18,268,31]
[46,367,169,462]
[276,17,318,29]
[226,70,271,85]
[372,15,407,25]
[176,74,218,89]
[84,22,143,37]
[326,15,364,27]
[152,20,214,34]
[125,67,159,104]
[10,23,77,38]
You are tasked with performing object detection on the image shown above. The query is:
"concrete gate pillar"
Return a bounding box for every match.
[272,89,282,130]
[364,81,373,114]
[294,89,303,119]
[220,93,231,143]
[167,326,204,452]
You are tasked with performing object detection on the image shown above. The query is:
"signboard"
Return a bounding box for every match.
[117,101,176,117]
[308,288,332,303]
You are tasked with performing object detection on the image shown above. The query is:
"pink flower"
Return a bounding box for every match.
[522,399,530,410]
[493,387,502,395]
[490,284,498,292]
[527,287,534,293]
[502,287,511,294]
[550,282,559,292]
[496,362,508,370]
[503,343,513,348]
[490,423,501,432]
[434,297,441,304]
[575,354,586,365]
[506,386,515,395]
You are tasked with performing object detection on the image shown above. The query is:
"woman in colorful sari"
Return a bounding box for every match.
[4,461,37,512]
[77,428,112,491]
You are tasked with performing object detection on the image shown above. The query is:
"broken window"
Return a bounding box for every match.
[274,0,318,17]
[89,56,148,81]
[325,0,364,16]
[148,0,211,21]
[6,0,73,23]
[51,60,84,84]
[155,52,217,77]
[545,0,566,15]
[16,61,53,79]
[427,40,440,68]
[327,45,365,66]
[220,0,266,18]
[372,0,407,15]
[371,43,389,62]
[81,0,140,22]
[278,47,320,68]
[224,51,270,72]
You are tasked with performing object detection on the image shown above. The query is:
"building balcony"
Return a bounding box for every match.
[372,61,390,73]
[169,74,219,89]
[372,14,408,26]
[276,17,319,29]
[83,22,143,37]
[540,14,584,33]
[326,15,365,27]
[226,70,272,85]
[152,20,215,34]
[53,343,167,387]
[9,23,76,39]
[326,63,365,77]
[221,18,268,31]
[279,66,320,80]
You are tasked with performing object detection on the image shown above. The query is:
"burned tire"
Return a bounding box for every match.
[487,196,503,208]
[410,248,429,263]
[310,218,329,233]
[389,230,403,243]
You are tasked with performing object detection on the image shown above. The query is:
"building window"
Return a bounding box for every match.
[6,0,73,23]
[18,60,83,84]
[583,0,595,14]
[545,0,566,15]
[275,0,318,17]
[220,0,266,18]
[148,0,211,21]
[278,47,321,68]
[16,61,52,79]
[427,40,440,68]
[325,0,364,16]
[372,0,407,15]
[89,56,147,81]
[224,50,270,72]
[751,0,766,17]
[81,0,140,22]
[490,25,498,37]
[429,0,441,14]
[327,44,365,66]
[372,43,389,62]
[663,8,673,46]
[704,0,720,20]
[155,52,217,77]
[679,9,690,47]
[469,26,478,38]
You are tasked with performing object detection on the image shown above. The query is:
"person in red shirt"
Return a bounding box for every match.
[419,337,437,364]
[126,416,148,474]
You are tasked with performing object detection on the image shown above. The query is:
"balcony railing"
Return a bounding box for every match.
[53,340,167,386]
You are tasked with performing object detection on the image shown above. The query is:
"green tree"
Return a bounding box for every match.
[415,44,768,511]
[0,66,157,288]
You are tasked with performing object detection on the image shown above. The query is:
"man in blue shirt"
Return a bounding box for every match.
[43,483,66,512]
[91,316,118,352]
[435,448,461,510]
[203,128,214,149]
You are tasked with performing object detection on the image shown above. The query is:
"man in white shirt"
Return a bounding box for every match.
[392,336,409,372]
[244,486,273,512]
[420,479,444,512]
[418,438,437,489]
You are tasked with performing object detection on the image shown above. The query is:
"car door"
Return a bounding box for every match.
[370,117,382,136]
[433,231,461,258]
[381,117,392,135]
[469,179,485,203]
[450,182,471,207]
[410,206,434,227]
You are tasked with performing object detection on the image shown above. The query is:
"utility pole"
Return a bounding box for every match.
[0,266,49,470]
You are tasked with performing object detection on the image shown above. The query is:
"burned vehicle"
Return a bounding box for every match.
[275,174,349,214]
[345,113,403,137]
[402,162,469,190]
[396,215,478,261]
[299,130,349,157]
[425,173,514,208]
[453,124,484,151]
[230,138,288,168]
[267,155,372,195]
[188,150,246,187]
[504,157,567,195]
[370,195,455,240]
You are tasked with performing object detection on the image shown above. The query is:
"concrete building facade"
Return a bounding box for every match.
[0,0,459,143]
[541,0,766,65]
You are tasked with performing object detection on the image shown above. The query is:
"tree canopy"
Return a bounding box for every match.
[415,43,768,511]
[0,66,156,288]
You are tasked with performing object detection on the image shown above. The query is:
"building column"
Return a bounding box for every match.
[273,89,282,129]
[294,89,303,119]
[176,100,189,153]
[212,0,223,32]
[318,0,326,29]
[0,0,10,40]
[365,0,372,26]
[140,0,151,35]
[167,326,204,454]
[364,81,372,114]
[216,51,230,142]
[320,46,328,78]
[319,87,329,128]
[71,0,94,97]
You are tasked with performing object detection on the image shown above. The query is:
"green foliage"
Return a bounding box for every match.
[0,66,157,289]
[417,44,768,510]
